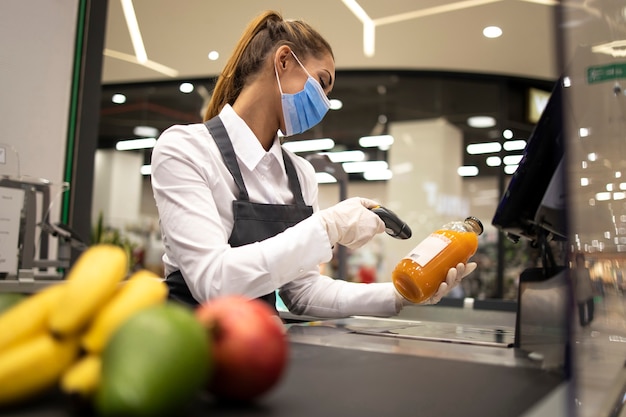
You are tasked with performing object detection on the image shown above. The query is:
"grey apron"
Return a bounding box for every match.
[165,116,314,308]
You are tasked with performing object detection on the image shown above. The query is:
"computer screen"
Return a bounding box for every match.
[492,79,565,243]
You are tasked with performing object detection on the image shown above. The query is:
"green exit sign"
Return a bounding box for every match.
[587,63,626,84]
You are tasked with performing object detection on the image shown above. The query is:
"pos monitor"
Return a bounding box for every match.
[492,79,566,244]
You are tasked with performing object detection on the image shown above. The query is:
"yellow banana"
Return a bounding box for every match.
[49,244,129,337]
[0,333,79,406]
[60,353,102,398]
[0,283,65,353]
[81,270,168,353]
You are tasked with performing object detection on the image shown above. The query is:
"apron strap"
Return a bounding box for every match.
[282,150,307,206]
[205,116,249,201]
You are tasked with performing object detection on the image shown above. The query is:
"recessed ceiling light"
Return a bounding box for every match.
[208,51,219,61]
[483,26,502,38]
[329,99,343,110]
[112,93,126,104]
[467,116,496,128]
[179,82,194,93]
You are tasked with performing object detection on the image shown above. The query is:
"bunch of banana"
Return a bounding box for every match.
[0,243,169,408]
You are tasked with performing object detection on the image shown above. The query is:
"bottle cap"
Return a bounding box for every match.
[464,216,484,235]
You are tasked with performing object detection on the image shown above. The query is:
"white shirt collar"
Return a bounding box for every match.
[218,104,285,172]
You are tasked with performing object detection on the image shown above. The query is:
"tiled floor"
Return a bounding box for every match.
[573,288,626,417]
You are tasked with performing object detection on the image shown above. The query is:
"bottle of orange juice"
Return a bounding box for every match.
[392,216,483,303]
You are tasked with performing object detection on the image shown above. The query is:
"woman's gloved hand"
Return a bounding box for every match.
[420,262,478,305]
[315,197,385,249]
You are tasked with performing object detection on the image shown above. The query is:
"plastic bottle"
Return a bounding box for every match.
[392,216,483,303]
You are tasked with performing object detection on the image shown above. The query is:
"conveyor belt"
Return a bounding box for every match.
[0,342,564,417]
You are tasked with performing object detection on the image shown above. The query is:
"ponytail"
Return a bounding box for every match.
[204,10,333,121]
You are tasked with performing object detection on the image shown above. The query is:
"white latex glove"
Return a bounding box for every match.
[421,262,478,305]
[315,197,385,249]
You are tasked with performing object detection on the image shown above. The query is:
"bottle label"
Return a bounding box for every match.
[406,233,451,267]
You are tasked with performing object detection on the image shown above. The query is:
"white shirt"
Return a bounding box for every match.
[151,104,400,317]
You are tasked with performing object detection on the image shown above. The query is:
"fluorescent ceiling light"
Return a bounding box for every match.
[282,138,335,153]
[581,178,589,186]
[466,142,501,154]
[483,26,502,38]
[315,172,337,184]
[606,183,614,191]
[503,155,523,165]
[140,165,151,176]
[503,140,527,151]
[104,48,179,78]
[133,125,159,137]
[486,156,501,166]
[467,116,496,128]
[358,135,394,149]
[596,192,611,201]
[319,150,365,163]
[504,165,518,175]
[116,138,157,151]
[579,127,590,137]
[207,51,219,60]
[592,40,626,58]
[342,160,388,173]
[588,153,598,162]
[364,169,393,181]
[120,0,147,63]
[457,166,479,177]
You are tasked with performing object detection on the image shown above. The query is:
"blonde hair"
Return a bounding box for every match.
[204,10,333,121]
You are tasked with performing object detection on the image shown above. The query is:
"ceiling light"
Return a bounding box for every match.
[329,99,343,110]
[179,82,194,93]
[358,134,394,149]
[486,156,501,167]
[581,178,589,186]
[502,129,513,139]
[364,169,392,181]
[503,155,523,165]
[282,138,335,153]
[504,165,518,175]
[563,77,572,87]
[483,26,502,38]
[342,160,388,174]
[607,183,614,191]
[467,116,496,128]
[457,166,479,177]
[207,51,219,61]
[116,138,157,151]
[140,165,151,175]
[588,153,598,161]
[596,192,611,201]
[133,125,159,137]
[503,140,527,151]
[121,0,148,63]
[315,172,337,184]
[112,93,126,104]
[466,142,501,154]
[319,150,365,163]
[579,127,590,137]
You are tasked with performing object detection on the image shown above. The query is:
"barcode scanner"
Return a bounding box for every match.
[370,206,412,239]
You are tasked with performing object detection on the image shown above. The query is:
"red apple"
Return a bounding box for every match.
[195,295,289,401]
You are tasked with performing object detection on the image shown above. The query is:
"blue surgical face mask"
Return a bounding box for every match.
[275,51,331,137]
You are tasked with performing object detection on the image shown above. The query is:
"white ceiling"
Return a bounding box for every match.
[101,0,560,84]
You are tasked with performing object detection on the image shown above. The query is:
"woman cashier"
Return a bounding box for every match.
[150,10,476,317]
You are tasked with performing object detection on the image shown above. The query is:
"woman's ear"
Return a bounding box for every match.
[275,45,292,72]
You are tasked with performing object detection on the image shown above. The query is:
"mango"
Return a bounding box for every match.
[95,302,211,417]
